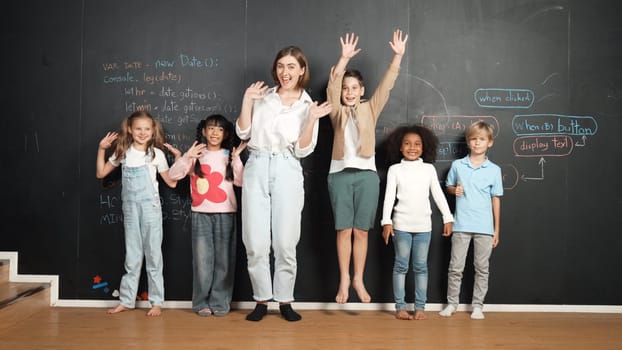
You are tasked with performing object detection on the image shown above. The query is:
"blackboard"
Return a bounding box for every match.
[2,0,621,305]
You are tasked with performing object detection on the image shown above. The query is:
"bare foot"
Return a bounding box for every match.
[107,304,130,314]
[146,306,162,316]
[335,279,350,304]
[395,310,413,320]
[414,310,427,320]
[352,279,371,303]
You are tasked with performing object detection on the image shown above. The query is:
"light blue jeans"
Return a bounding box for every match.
[191,212,236,314]
[392,230,431,311]
[119,164,164,308]
[241,151,304,302]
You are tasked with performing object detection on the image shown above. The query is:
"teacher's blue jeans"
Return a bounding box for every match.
[241,151,304,303]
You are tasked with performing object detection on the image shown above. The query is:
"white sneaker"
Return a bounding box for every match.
[439,305,456,317]
[471,307,485,320]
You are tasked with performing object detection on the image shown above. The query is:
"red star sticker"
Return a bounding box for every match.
[93,275,102,284]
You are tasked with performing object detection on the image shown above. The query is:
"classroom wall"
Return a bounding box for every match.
[1,0,621,305]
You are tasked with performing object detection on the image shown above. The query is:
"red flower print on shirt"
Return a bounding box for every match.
[190,164,227,205]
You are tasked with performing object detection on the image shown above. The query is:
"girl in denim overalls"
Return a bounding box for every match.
[96,111,180,316]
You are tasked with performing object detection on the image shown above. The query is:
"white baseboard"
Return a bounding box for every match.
[52,300,622,313]
[3,251,622,313]
[0,251,59,306]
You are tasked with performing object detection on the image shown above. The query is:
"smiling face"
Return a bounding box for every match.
[400,132,423,161]
[128,116,154,150]
[271,46,309,90]
[202,124,226,150]
[275,55,305,91]
[341,77,365,106]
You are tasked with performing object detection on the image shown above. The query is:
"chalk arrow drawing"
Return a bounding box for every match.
[575,135,587,147]
[520,157,546,182]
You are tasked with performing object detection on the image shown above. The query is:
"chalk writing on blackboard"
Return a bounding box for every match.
[98,193,122,225]
[510,113,598,183]
[97,191,193,226]
[100,53,238,130]
[98,52,238,228]
[513,135,573,157]
[512,114,597,136]
[421,115,500,138]
[475,88,535,109]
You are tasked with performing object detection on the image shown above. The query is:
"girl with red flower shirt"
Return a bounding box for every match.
[168,114,246,317]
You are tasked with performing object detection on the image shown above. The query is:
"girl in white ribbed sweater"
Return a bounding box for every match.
[381,124,453,320]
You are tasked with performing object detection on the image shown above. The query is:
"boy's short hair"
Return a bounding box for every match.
[344,68,364,86]
[466,121,494,140]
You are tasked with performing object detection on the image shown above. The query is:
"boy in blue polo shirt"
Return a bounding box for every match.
[439,121,503,320]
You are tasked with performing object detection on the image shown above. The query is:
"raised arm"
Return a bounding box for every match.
[296,101,332,156]
[388,29,408,69]
[367,29,409,118]
[236,81,268,134]
[96,132,118,179]
[167,141,207,180]
[162,143,182,161]
[332,32,362,78]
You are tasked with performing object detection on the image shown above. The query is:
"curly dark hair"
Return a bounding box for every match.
[384,124,439,165]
